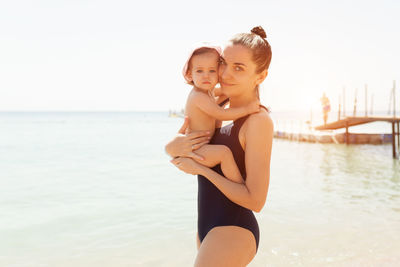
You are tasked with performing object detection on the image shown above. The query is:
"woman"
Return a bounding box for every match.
[165,26,273,266]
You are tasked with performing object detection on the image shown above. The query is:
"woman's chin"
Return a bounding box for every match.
[220,85,235,96]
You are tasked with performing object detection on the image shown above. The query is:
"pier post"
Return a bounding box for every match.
[353,88,358,117]
[392,121,396,158]
[396,121,400,153]
[345,120,349,145]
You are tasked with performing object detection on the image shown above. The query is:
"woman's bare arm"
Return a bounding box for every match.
[201,113,272,211]
[171,112,273,212]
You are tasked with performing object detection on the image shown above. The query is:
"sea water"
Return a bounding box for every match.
[1,112,399,266]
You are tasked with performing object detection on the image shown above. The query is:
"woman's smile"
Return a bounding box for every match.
[220,81,235,87]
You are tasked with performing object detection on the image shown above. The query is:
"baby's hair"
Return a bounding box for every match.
[185,47,220,85]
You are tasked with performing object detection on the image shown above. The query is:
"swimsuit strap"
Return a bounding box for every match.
[219,98,270,113]
[218,98,229,107]
[232,104,270,135]
[260,104,270,113]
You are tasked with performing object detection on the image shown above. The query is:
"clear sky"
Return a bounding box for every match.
[1,0,399,112]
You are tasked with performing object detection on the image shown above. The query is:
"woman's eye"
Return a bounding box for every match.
[219,60,225,65]
[235,66,243,71]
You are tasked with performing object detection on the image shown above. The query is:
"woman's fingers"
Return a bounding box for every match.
[190,136,210,146]
[187,130,210,140]
[170,157,181,165]
[188,151,204,161]
[178,116,189,134]
[170,157,199,175]
[191,140,209,151]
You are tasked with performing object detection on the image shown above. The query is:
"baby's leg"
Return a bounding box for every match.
[193,144,244,184]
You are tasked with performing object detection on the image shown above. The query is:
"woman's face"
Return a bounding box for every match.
[219,44,264,97]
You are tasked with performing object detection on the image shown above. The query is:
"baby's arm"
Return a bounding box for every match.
[195,92,260,121]
[215,96,229,128]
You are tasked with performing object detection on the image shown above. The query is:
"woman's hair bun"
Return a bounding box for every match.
[251,26,267,39]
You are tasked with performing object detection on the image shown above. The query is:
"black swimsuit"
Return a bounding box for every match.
[197,101,269,252]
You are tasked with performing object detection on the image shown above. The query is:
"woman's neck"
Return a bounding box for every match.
[229,90,258,108]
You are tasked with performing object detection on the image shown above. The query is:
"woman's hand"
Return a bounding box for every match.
[170,157,204,175]
[165,116,211,161]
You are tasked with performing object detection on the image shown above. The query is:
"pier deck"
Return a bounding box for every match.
[315,116,400,131]
[315,116,400,158]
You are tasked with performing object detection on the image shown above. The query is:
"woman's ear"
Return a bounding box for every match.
[255,70,268,86]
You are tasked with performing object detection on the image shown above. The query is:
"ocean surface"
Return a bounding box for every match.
[1,111,400,267]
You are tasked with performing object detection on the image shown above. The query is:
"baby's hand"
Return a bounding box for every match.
[246,100,260,114]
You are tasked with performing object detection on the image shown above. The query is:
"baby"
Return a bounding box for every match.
[181,44,260,183]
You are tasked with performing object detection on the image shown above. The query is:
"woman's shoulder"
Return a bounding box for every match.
[245,106,274,132]
[238,106,273,149]
[238,105,273,147]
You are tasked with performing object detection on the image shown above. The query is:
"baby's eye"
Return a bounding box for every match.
[196,70,203,73]
[210,70,216,73]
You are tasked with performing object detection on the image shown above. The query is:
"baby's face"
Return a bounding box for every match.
[188,51,219,91]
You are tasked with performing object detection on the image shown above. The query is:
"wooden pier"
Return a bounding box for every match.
[278,80,400,158]
[315,116,400,158]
